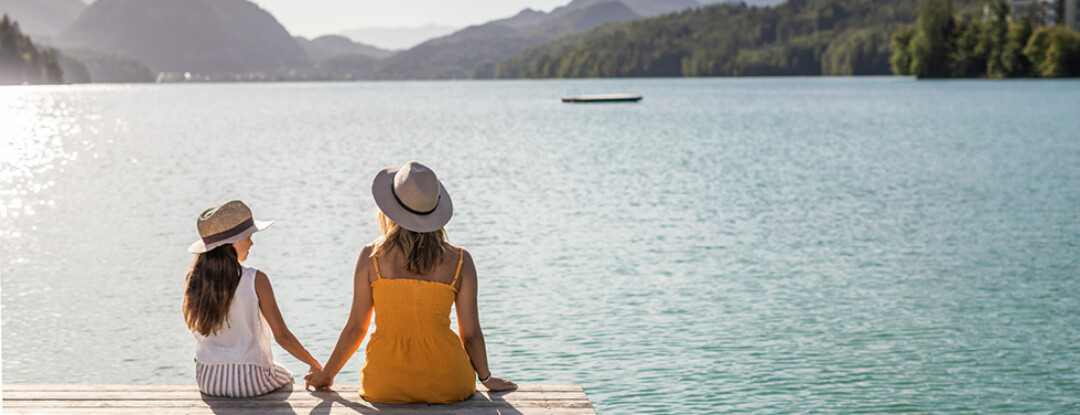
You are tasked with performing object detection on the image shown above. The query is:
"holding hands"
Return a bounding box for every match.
[305,367,333,391]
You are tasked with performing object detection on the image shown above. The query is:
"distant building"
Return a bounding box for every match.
[1006,0,1080,30]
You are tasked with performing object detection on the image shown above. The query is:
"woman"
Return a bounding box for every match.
[306,161,516,403]
[183,200,322,397]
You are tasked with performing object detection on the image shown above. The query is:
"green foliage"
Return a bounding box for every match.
[888,0,1079,78]
[1000,21,1034,77]
[0,14,64,84]
[909,0,954,78]
[1024,26,1080,77]
[471,60,496,79]
[983,0,1010,77]
[497,0,985,78]
[822,27,896,75]
[948,17,986,77]
[890,26,915,75]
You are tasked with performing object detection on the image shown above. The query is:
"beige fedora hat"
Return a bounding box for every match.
[188,200,273,254]
[371,161,453,233]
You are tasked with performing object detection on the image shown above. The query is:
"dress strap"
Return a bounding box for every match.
[450,247,464,289]
[372,247,383,280]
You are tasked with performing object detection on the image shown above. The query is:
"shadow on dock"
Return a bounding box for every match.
[306,390,376,414]
[306,389,525,415]
[200,387,299,415]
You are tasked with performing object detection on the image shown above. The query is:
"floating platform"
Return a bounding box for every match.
[561,94,642,103]
[2,384,596,414]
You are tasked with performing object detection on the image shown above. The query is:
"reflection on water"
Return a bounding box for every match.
[0,89,126,221]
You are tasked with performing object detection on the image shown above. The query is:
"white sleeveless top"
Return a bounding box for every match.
[192,266,274,368]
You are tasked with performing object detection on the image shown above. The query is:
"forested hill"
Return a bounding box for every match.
[0,14,63,84]
[494,0,979,78]
[369,0,703,79]
[371,1,645,79]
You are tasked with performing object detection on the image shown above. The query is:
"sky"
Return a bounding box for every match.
[247,0,572,38]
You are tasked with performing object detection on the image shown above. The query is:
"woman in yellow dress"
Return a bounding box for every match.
[306,161,516,403]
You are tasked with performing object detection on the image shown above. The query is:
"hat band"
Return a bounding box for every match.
[391,185,439,216]
[201,217,255,246]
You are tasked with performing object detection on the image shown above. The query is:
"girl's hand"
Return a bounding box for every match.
[482,376,517,392]
[304,369,333,391]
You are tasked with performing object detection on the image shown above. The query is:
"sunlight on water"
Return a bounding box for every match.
[0,89,81,221]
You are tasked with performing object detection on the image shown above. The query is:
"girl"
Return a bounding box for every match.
[183,200,321,397]
[306,161,516,403]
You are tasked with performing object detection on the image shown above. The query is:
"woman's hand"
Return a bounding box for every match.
[482,376,517,392]
[304,368,334,391]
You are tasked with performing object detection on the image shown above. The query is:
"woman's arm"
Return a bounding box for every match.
[254,271,321,370]
[306,246,376,390]
[455,249,517,391]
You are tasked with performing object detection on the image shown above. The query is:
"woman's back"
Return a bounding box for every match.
[306,162,516,398]
[359,244,475,404]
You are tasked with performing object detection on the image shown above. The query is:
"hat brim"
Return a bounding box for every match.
[188,219,272,254]
[372,166,453,233]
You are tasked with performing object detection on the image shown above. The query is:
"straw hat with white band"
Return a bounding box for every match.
[188,200,273,254]
[371,161,453,233]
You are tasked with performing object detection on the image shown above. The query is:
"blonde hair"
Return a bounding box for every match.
[182,244,242,336]
[373,211,448,275]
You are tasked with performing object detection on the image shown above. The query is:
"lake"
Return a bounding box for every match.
[2,78,1079,413]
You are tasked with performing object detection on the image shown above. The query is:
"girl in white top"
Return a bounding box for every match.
[183,200,321,397]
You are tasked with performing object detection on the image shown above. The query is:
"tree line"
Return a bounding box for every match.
[0,15,64,84]
[892,0,1080,78]
[492,0,987,78]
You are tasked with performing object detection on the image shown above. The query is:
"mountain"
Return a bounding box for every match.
[372,0,643,79]
[341,24,458,50]
[546,0,698,19]
[496,0,983,78]
[0,0,86,39]
[294,35,395,60]
[619,0,700,16]
[698,0,785,6]
[57,0,307,74]
[491,9,550,30]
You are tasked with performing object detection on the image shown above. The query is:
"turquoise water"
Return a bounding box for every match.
[2,78,1079,413]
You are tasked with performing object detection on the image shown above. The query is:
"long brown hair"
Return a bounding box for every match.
[183,244,243,336]
[373,211,448,275]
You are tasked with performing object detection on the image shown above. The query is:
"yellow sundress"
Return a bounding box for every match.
[358,248,476,404]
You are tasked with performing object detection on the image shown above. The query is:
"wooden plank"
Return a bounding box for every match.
[0,384,596,415]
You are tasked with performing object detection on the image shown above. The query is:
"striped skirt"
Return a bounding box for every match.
[195,362,294,398]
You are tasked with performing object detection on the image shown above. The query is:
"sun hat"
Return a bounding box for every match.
[371,161,453,233]
[187,200,273,254]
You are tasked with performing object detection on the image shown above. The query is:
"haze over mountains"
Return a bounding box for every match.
[341,24,459,50]
[0,0,85,39]
[1,0,790,82]
[58,0,307,74]
[370,0,705,79]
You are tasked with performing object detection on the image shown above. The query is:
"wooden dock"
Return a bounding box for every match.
[2,384,596,414]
